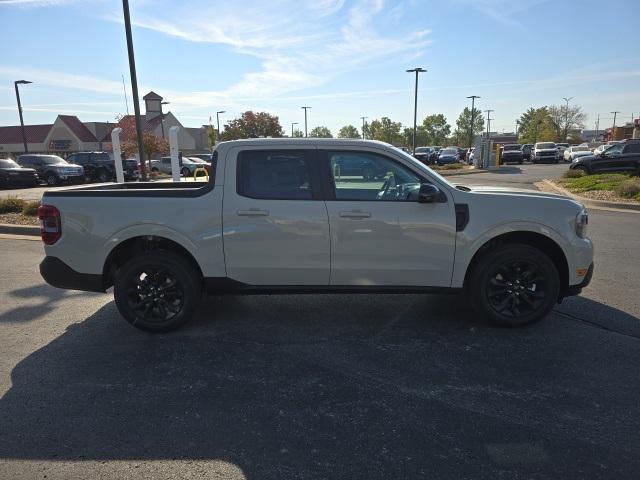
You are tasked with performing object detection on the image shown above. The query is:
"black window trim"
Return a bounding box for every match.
[317,149,447,203]
[236,149,323,201]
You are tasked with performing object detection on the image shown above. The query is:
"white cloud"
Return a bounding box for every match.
[0,65,123,95]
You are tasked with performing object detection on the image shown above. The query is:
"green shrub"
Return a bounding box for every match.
[21,200,40,216]
[615,178,640,201]
[563,169,584,179]
[0,196,26,214]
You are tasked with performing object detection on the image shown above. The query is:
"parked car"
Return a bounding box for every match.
[190,153,213,163]
[563,146,591,162]
[466,147,475,163]
[531,142,559,163]
[436,147,459,165]
[521,144,533,161]
[457,147,466,162]
[160,156,212,178]
[66,151,139,182]
[569,139,640,175]
[331,152,387,179]
[500,144,524,164]
[38,138,593,333]
[555,143,570,159]
[17,154,84,185]
[413,146,435,165]
[0,158,40,187]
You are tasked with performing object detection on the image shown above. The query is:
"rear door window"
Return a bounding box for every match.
[237,150,314,200]
[623,143,640,154]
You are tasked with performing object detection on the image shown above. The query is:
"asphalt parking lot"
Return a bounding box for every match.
[0,163,639,479]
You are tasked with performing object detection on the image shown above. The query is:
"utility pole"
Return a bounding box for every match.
[485,109,494,141]
[562,97,573,140]
[595,114,600,141]
[216,111,225,143]
[610,111,620,141]
[291,122,298,138]
[361,116,368,139]
[515,120,519,138]
[406,67,426,154]
[301,106,311,137]
[14,80,32,154]
[122,0,147,180]
[466,95,480,148]
[121,74,129,115]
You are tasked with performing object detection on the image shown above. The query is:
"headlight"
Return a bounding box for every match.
[575,208,588,238]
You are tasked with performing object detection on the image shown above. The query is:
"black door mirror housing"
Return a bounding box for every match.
[418,183,440,203]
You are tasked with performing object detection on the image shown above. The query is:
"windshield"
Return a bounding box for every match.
[503,145,520,151]
[188,157,208,164]
[441,148,457,155]
[40,155,68,165]
[573,146,589,152]
[0,159,20,168]
[415,147,431,153]
[556,143,569,148]
[536,143,555,149]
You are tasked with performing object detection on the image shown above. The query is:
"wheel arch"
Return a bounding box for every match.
[102,235,204,290]
[463,231,569,297]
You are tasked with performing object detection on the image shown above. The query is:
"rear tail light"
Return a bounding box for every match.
[37,204,61,245]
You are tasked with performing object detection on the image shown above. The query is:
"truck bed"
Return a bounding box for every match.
[43,180,212,198]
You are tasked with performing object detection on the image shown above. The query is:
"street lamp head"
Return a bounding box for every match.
[15,80,32,85]
[301,106,311,109]
[161,101,170,105]
[467,95,480,99]
[216,110,226,114]
[406,67,426,73]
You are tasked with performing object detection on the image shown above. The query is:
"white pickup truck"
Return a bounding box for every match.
[38,139,593,332]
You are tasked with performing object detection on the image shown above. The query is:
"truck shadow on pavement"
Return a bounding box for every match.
[0,293,639,478]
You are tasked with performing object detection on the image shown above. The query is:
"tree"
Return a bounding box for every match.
[115,115,169,171]
[292,129,304,138]
[517,107,556,144]
[369,117,403,145]
[422,114,451,145]
[309,126,333,138]
[402,126,428,148]
[455,107,484,147]
[220,111,284,140]
[207,125,216,148]
[338,125,360,139]
[548,104,587,142]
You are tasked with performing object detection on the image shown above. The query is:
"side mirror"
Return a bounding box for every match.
[418,183,440,203]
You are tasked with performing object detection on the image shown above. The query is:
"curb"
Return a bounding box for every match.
[0,223,40,237]
[540,180,640,212]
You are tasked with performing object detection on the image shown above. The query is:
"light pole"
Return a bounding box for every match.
[160,101,170,139]
[216,110,225,144]
[595,114,600,141]
[485,109,494,141]
[515,120,519,138]
[14,80,32,154]
[610,111,620,141]
[291,122,298,138]
[301,106,311,137]
[466,95,480,148]
[360,116,368,139]
[562,97,573,140]
[406,67,426,154]
[122,0,147,180]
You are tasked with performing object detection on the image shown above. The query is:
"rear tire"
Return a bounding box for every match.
[181,167,190,178]
[573,165,589,175]
[469,244,560,327]
[113,251,202,333]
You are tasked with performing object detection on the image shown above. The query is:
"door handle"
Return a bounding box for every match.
[339,210,371,219]
[237,209,270,216]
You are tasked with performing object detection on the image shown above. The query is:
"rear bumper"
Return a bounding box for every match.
[40,256,105,293]
[565,262,594,297]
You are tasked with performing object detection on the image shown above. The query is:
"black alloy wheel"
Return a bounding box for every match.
[46,173,58,186]
[114,251,201,332]
[470,244,559,327]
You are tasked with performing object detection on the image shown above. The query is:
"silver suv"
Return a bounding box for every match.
[17,154,84,185]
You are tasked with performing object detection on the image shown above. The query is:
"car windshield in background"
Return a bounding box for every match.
[574,146,589,152]
[536,143,555,149]
[0,159,20,168]
[40,155,68,165]
[503,145,521,151]
[441,148,457,155]
[415,147,431,153]
[188,157,208,163]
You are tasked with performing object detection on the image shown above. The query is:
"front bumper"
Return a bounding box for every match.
[40,256,105,293]
[565,262,594,297]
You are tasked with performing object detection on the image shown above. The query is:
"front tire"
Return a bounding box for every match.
[181,167,191,178]
[469,244,560,327]
[45,173,59,186]
[113,251,202,332]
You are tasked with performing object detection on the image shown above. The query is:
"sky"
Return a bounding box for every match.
[0,0,639,136]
